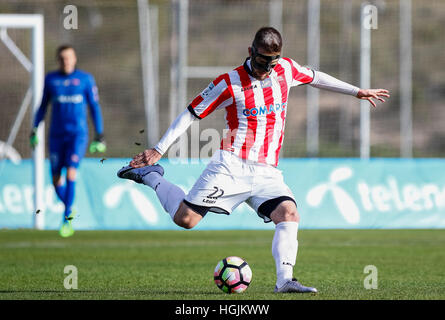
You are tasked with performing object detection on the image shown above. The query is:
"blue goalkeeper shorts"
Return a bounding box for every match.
[49,134,88,175]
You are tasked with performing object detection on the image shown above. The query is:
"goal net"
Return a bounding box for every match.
[0,14,45,229]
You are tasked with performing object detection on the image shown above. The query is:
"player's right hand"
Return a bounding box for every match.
[29,128,38,149]
[130,148,162,168]
[356,89,390,108]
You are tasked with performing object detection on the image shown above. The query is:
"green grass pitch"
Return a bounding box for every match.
[0,229,444,300]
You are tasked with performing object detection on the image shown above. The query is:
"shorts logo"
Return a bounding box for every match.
[203,186,224,204]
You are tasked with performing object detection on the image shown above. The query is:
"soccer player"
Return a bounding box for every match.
[30,45,106,238]
[118,27,389,293]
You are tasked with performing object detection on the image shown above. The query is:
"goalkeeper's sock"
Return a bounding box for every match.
[143,172,184,220]
[63,179,76,221]
[55,184,66,203]
[272,221,299,288]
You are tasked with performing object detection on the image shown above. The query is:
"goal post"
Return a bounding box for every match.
[0,14,45,229]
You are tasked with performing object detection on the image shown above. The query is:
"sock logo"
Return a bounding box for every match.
[282,262,293,266]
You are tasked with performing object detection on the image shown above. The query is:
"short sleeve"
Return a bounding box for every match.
[283,58,315,87]
[187,74,233,119]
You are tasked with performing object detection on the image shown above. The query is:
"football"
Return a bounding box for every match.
[213,256,252,294]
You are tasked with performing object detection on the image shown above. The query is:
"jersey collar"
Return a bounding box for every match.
[243,58,255,77]
[59,68,77,76]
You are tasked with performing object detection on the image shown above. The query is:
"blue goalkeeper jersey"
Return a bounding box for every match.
[33,69,103,137]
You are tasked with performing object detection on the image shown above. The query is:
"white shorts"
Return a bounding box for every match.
[184,150,296,223]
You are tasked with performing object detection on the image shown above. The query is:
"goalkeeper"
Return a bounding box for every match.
[30,45,106,237]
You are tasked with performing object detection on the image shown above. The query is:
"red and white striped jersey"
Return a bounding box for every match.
[187,57,314,167]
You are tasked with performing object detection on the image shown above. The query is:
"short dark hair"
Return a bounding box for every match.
[252,27,282,53]
[56,44,75,57]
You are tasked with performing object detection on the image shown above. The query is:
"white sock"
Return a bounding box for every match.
[142,172,185,220]
[272,221,299,288]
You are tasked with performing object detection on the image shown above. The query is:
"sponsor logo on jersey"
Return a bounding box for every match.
[201,83,215,97]
[242,102,287,117]
[53,79,81,86]
[260,78,272,88]
[241,84,258,92]
[57,94,84,104]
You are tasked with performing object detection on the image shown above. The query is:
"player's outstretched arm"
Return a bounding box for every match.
[356,88,390,108]
[309,71,390,107]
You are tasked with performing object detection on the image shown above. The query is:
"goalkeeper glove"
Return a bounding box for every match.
[30,128,38,149]
[89,133,107,153]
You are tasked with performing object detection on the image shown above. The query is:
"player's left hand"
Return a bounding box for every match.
[89,133,107,153]
[29,128,38,149]
[356,89,390,108]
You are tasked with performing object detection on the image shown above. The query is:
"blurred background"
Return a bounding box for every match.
[1,2,444,299]
[1,0,444,161]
